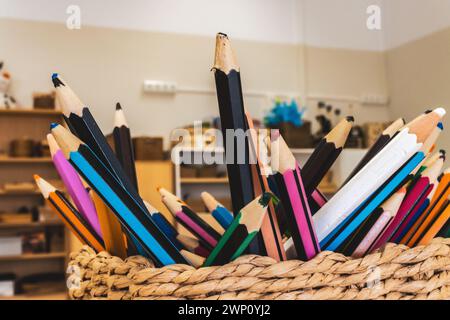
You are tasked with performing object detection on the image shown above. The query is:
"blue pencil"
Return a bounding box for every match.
[51,124,189,267]
[323,152,424,251]
[201,192,234,229]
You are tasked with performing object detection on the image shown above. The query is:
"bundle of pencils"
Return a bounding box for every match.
[31,34,449,270]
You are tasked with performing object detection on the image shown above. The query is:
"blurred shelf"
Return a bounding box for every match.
[0,190,40,196]
[0,252,66,262]
[0,157,53,164]
[0,109,61,117]
[180,177,229,184]
[0,221,63,229]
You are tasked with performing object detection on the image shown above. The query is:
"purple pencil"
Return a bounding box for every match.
[47,133,102,238]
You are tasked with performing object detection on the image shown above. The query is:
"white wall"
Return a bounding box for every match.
[383,0,450,49]
[0,0,385,51]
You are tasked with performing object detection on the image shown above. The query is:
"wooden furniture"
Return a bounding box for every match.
[0,108,69,299]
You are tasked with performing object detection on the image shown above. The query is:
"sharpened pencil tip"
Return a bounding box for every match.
[116,103,122,111]
[51,74,65,88]
[346,116,355,122]
[33,174,40,181]
[434,107,446,117]
[259,192,273,207]
[399,187,407,193]
[438,122,444,130]
[50,123,59,129]
[425,110,432,114]
[217,32,228,38]
[401,118,406,125]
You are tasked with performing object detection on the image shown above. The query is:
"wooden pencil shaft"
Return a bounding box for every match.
[48,194,104,252]
[71,144,188,266]
[91,191,128,258]
[64,110,147,215]
[113,125,138,190]
[341,208,383,255]
[417,200,449,244]
[322,151,424,250]
[409,183,449,245]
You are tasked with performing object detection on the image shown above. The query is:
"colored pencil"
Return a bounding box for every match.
[51,123,189,266]
[437,215,450,238]
[302,116,353,195]
[181,250,205,268]
[203,193,271,266]
[211,33,254,213]
[431,168,450,204]
[417,197,449,245]
[160,189,221,250]
[176,234,210,257]
[201,191,234,230]
[89,189,128,258]
[392,156,445,243]
[143,200,182,249]
[315,108,445,245]
[352,188,406,257]
[398,179,440,245]
[343,118,405,185]
[408,169,450,246]
[113,103,138,189]
[47,133,102,238]
[270,133,320,260]
[371,157,442,250]
[52,74,148,215]
[34,175,105,253]
[245,112,286,261]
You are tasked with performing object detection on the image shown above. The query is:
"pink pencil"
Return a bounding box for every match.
[47,134,102,238]
[370,166,438,252]
[352,188,406,258]
[270,133,319,260]
[390,157,444,243]
[160,189,221,250]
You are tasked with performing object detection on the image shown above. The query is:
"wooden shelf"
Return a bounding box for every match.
[0,109,61,117]
[0,157,53,164]
[0,252,66,262]
[0,190,40,196]
[181,177,229,184]
[0,221,63,229]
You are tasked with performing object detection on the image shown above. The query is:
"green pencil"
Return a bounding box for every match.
[203,193,272,266]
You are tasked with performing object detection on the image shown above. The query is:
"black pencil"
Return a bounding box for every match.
[343,118,405,185]
[51,124,189,266]
[52,74,146,212]
[302,116,354,195]
[113,103,138,190]
[212,33,259,254]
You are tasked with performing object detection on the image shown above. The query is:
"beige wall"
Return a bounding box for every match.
[1,18,391,148]
[386,27,450,154]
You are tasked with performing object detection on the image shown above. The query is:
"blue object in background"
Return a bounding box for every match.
[264,99,306,127]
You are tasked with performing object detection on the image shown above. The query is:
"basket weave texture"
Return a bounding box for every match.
[68,238,450,300]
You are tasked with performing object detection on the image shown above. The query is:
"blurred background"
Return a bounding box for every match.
[0,0,448,299]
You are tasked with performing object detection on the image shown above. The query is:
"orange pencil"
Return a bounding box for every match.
[34,175,105,253]
[408,169,450,246]
[417,196,449,245]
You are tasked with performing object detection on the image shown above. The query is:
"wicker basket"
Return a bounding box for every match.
[67,238,450,300]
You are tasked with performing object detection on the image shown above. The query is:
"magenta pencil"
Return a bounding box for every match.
[270,133,320,260]
[48,134,102,238]
[370,178,432,252]
[160,190,221,250]
[352,187,406,258]
[390,157,444,243]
